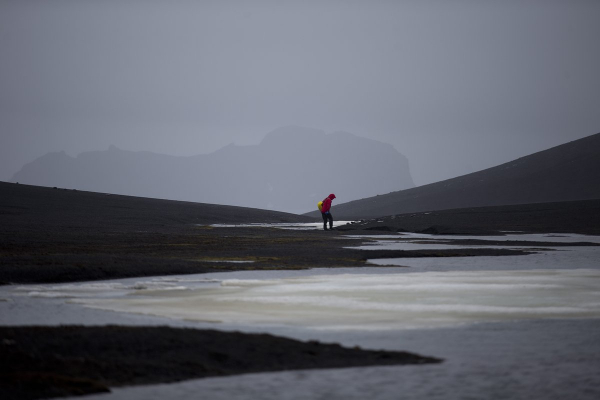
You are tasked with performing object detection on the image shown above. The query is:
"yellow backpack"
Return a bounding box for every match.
[317,200,323,212]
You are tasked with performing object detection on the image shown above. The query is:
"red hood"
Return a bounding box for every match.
[328,194,336,200]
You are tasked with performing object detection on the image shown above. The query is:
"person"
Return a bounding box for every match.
[320,193,336,231]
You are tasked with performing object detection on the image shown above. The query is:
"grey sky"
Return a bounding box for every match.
[1,0,599,186]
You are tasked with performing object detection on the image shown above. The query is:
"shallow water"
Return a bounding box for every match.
[368,246,600,271]
[17,269,599,331]
[2,231,600,400]
[345,232,600,271]
[59,319,600,400]
[209,221,355,230]
[353,232,600,244]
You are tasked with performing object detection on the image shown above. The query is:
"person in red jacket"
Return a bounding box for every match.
[321,193,336,231]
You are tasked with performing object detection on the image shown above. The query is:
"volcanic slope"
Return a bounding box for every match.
[310,132,600,220]
[0,181,315,233]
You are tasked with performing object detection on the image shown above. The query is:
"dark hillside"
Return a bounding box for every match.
[310,132,600,219]
[337,199,600,236]
[0,181,314,234]
[0,181,316,284]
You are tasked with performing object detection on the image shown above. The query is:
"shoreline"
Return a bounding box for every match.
[0,325,441,400]
[2,182,600,399]
[3,182,599,285]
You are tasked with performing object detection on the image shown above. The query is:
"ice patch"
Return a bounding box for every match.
[64,269,600,331]
[27,291,76,299]
[220,279,284,287]
[13,277,223,298]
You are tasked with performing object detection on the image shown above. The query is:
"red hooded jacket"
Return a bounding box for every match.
[321,193,336,213]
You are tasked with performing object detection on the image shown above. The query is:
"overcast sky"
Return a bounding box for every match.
[1,0,599,186]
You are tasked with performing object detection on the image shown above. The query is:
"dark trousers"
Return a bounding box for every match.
[321,212,333,230]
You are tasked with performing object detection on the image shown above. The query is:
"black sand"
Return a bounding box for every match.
[2,182,599,399]
[0,326,441,400]
[1,181,559,285]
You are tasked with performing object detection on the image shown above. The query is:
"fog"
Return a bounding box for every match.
[11,127,415,214]
[1,0,599,187]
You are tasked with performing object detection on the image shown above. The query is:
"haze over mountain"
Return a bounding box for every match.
[2,2,599,187]
[10,126,414,214]
[307,132,600,220]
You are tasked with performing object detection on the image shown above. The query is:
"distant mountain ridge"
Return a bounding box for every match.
[307,132,600,219]
[11,126,414,214]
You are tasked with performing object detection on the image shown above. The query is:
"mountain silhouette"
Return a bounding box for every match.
[11,126,414,214]
[306,132,600,219]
